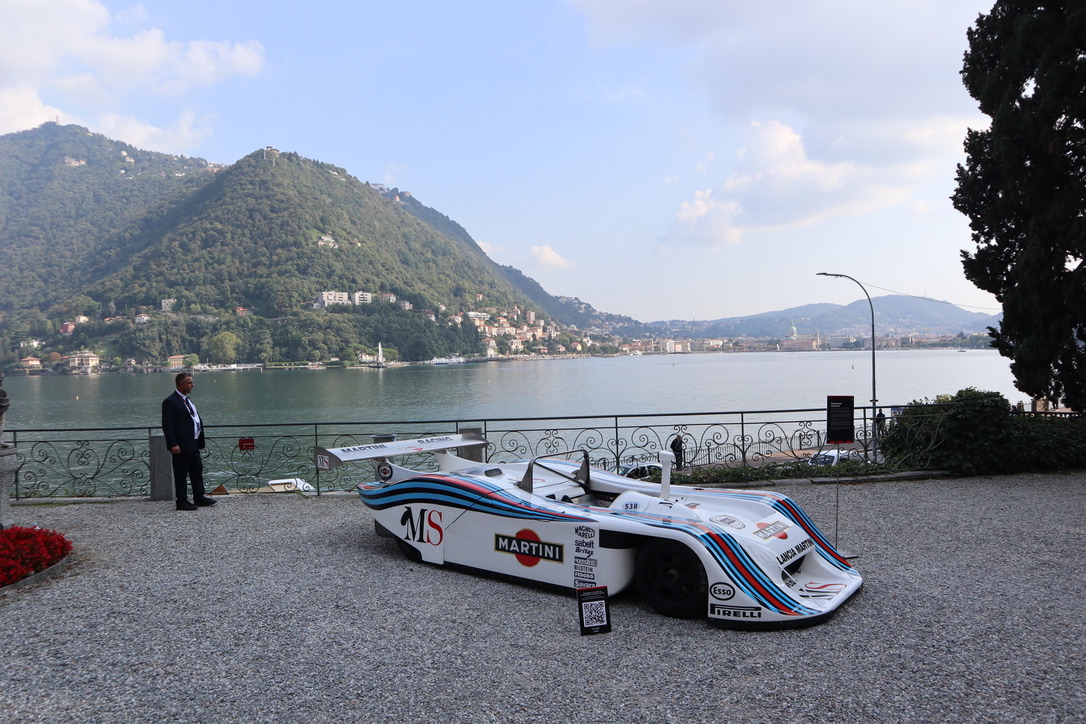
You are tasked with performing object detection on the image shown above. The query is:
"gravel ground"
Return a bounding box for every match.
[1,473,1083,723]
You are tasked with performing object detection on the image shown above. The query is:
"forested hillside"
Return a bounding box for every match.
[0,124,610,366]
[76,149,540,316]
[0,123,215,310]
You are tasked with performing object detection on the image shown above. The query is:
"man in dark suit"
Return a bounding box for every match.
[162,372,216,510]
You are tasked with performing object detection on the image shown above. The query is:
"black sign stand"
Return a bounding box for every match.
[826,396,860,560]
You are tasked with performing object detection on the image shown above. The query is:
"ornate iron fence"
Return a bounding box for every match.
[8,406,888,498]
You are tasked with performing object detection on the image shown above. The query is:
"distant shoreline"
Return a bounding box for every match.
[3,346,995,376]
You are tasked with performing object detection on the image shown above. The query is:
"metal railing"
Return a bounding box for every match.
[8,406,888,498]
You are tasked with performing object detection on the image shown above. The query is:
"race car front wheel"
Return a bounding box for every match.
[634,539,708,618]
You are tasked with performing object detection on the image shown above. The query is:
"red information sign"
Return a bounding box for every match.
[238,438,255,451]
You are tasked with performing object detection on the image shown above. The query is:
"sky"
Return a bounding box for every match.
[0,0,1002,322]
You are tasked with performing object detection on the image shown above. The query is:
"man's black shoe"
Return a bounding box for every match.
[176,500,198,511]
[193,497,217,506]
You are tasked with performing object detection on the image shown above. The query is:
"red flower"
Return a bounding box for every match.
[0,527,72,587]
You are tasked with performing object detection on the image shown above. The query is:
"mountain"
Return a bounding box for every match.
[648,296,1000,338]
[0,124,644,364]
[0,122,217,311]
[0,124,625,328]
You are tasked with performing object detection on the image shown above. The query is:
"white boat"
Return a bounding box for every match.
[266,478,314,493]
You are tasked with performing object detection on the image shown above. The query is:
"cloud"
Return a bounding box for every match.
[694,151,714,174]
[476,239,512,260]
[0,85,73,133]
[600,83,646,101]
[531,245,572,270]
[573,1,982,124]
[0,0,264,146]
[570,2,990,250]
[670,189,742,246]
[382,162,408,187]
[96,109,215,153]
[661,120,910,247]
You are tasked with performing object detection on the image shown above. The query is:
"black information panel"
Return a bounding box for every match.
[827,396,855,444]
[577,586,612,635]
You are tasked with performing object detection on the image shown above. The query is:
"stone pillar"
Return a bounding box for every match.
[148,433,174,501]
[460,427,484,463]
[0,448,16,529]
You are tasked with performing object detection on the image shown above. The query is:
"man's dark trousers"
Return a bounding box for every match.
[172,449,206,501]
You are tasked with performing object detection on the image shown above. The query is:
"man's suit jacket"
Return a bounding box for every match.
[162,391,205,452]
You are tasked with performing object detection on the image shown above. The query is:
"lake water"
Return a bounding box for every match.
[2,349,1021,432]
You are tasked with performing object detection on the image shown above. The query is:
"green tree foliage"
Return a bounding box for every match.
[73,150,547,319]
[204,331,242,363]
[97,307,482,364]
[0,123,215,310]
[952,2,1086,410]
[882,388,1086,474]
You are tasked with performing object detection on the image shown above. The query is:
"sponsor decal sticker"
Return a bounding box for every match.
[753,520,790,540]
[575,526,596,539]
[495,529,564,567]
[775,538,814,566]
[709,604,763,619]
[710,582,736,601]
[400,507,443,545]
[574,555,597,585]
[575,536,596,556]
[773,538,816,564]
[711,514,745,530]
[376,461,394,481]
[799,581,848,598]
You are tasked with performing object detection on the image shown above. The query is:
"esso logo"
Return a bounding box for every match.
[710,582,736,601]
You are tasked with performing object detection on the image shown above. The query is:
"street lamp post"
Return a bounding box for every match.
[817,272,878,448]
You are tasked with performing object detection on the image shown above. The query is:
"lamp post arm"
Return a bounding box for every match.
[817,272,878,439]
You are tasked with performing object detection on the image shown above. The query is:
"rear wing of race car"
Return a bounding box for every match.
[313,432,488,471]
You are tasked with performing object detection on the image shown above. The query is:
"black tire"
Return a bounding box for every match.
[634,539,708,618]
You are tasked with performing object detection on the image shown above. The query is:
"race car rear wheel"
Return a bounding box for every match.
[634,539,708,618]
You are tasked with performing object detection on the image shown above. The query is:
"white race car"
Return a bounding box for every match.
[315,434,862,628]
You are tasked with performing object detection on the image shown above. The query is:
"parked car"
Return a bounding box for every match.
[807,449,864,467]
[618,462,662,480]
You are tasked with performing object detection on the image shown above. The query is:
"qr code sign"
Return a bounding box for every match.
[581,600,608,627]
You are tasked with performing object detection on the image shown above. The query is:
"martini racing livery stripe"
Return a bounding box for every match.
[538,457,853,570]
[361,475,595,523]
[601,507,820,617]
[707,489,854,570]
